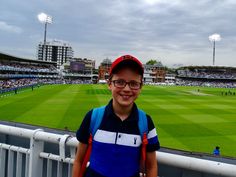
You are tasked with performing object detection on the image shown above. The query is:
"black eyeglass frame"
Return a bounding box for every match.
[110,79,142,90]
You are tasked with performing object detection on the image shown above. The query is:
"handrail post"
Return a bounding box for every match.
[28,129,44,177]
[0,144,6,177]
[59,134,71,161]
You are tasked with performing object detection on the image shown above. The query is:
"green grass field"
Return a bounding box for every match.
[0,84,236,157]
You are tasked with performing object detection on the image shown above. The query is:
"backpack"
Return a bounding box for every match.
[79,106,148,177]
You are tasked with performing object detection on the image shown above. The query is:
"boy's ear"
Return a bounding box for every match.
[107,80,112,90]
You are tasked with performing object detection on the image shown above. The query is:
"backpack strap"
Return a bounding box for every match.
[79,106,106,177]
[90,106,106,135]
[138,109,148,177]
[138,109,148,136]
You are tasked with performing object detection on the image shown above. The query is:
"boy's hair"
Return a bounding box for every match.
[109,55,144,79]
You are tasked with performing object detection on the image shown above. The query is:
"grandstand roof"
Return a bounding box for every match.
[0,52,57,65]
[179,65,236,69]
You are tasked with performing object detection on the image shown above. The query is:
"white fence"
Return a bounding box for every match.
[1,124,236,177]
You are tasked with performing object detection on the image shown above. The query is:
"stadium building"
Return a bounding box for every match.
[97,58,166,83]
[98,58,112,81]
[176,66,236,88]
[62,57,98,84]
[0,52,60,91]
[165,74,176,83]
[143,62,166,83]
[37,40,73,68]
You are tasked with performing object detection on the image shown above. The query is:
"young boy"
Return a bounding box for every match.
[73,55,160,177]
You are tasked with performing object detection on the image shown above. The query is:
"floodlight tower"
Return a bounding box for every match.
[208,33,221,66]
[37,13,53,61]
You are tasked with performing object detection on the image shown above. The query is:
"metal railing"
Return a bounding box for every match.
[0,124,236,177]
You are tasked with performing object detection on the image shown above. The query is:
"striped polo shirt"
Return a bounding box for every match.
[76,100,160,177]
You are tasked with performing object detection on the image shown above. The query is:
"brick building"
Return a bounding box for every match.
[98,58,112,80]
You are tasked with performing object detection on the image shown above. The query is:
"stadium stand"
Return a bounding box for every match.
[0,52,99,94]
[176,66,236,88]
[0,52,60,93]
[2,52,236,89]
[61,58,98,84]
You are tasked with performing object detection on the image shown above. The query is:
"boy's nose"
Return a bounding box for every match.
[123,83,131,91]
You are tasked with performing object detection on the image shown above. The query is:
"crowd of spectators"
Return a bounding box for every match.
[0,78,64,90]
[0,60,94,91]
[64,79,92,84]
[0,61,59,80]
[0,79,38,90]
[0,61,58,73]
[176,79,236,88]
[0,78,94,90]
[177,70,236,80]
[2,62,236,90]
[176,69,236,88]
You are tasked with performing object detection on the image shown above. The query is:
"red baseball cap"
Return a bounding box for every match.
[109,55,144,76]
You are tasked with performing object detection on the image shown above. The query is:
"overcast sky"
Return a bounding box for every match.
[1,0,236,67]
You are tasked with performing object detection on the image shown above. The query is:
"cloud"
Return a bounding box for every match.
[1,0,236,66]
[0,21,22,33]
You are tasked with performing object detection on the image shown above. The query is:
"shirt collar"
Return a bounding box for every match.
[106,99,138,122]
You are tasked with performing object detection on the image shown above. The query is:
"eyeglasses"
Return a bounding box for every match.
[111,79,142,90]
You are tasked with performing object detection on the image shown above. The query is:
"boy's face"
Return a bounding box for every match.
[108,67,142,108]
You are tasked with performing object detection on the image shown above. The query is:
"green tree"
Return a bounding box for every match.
[146,59,157,65]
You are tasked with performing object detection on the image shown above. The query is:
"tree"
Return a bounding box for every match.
[146,59,158,65]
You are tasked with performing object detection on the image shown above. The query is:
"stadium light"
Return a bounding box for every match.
[208,33,221,66]
[37,13,53,61]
